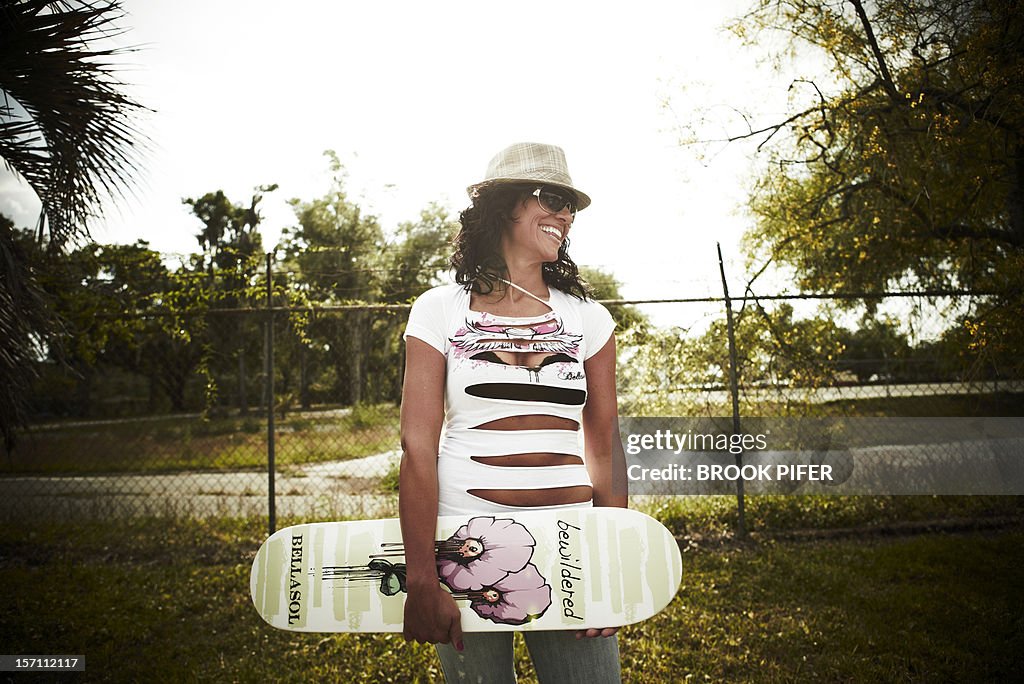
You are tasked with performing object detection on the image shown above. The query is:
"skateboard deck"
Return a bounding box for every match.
[250,507,682,632]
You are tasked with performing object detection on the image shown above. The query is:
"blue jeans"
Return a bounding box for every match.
[435,631,621,684]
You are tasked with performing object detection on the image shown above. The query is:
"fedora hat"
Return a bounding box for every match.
[467,142,591,210]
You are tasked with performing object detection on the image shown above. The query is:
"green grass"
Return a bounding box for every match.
[3,405,400,475]
[636,495,1024,540]
[624,530,1023,682]
[1,510,1021,683]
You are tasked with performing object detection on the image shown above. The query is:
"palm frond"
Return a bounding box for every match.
[0,0,149,247]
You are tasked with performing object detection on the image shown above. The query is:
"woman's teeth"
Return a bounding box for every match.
[540,225,561,241]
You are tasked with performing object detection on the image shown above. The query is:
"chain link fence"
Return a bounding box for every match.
[2,278,1022,525]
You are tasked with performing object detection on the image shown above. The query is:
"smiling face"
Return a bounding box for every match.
[501,189,573,265]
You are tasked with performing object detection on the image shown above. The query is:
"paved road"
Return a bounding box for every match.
[5,408,1024,520]
[5,436,1024,520]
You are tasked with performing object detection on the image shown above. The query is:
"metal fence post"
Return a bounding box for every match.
[266,253,276,535]
[717,243,747,538]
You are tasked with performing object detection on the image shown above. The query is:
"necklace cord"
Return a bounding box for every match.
[496,276,549,306]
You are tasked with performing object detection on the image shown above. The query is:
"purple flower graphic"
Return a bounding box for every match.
[451,563,552,626]
[436,516,536,590]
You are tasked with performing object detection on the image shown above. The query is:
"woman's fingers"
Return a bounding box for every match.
[574,627,619,639]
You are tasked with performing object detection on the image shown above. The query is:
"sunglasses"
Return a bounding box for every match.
[532,187,577,217]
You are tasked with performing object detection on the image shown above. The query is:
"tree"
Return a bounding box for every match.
[0,0,147,448]
[1,216,60,429]
[379,202,455,303]
[373,203,456,402]
[718,0,1023,369]
[24,235,149,415]
[21,234,208,416]
[578,265,648,333]
[281,153,385,304]
[690,302,845,389]
[94,243,207,414]
[618,301,845,415]
[278,152,387,405]
[183,186,275,414]
[184,186,275,287]
[835,315,913,382]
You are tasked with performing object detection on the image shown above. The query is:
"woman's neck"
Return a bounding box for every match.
[502,259,547,298]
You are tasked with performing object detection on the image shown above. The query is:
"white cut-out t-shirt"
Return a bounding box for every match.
[403,283,616,515]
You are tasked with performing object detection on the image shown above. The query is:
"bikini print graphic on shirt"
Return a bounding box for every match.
[450,314,582,358]
[449,313,586,405]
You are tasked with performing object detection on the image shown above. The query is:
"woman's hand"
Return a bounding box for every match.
[575,627,619,639]
[402,581,464,650]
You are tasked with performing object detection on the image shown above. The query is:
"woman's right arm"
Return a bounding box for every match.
[398,336,463,650]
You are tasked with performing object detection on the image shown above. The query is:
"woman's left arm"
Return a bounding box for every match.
[583,334,628,509]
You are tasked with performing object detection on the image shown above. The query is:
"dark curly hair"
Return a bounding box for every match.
[450,183,591,300]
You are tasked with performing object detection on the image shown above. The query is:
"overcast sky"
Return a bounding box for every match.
[2,0,808,327]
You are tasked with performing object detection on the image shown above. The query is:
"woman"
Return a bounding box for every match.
[399,142,628,683]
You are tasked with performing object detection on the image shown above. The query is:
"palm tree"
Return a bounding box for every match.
[0,0,147,451]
